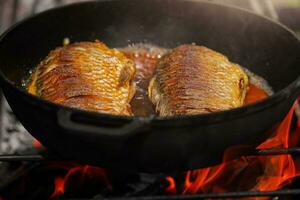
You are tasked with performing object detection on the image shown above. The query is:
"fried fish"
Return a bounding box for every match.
[30,41,136,115]
[148,44,249,116]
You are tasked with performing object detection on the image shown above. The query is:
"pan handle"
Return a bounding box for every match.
[57,109,152,140]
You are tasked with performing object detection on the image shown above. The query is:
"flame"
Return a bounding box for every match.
[51,177,65,198]
[166,176,177,194]
[50,162,111,199]
[166,102,300,198]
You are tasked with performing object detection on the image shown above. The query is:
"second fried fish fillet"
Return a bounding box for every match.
[148,44,249,116]
[30,41,136,115]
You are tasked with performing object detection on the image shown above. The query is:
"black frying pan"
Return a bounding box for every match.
[0,0,299,173]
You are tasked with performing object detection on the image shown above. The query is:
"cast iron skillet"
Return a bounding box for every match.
[0,0,299,173]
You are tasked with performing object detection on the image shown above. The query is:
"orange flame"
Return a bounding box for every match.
[166,176,177,195]
[50,162,111,199]
[166,102,300,198]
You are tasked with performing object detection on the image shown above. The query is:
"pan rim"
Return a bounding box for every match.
[0,0,299,123]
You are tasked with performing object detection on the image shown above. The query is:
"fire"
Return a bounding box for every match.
[166,102,300,198]
[166,176,177,195]
[51,177,65,198]
[50,162,111,199]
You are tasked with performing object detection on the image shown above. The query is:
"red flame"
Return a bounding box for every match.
[166,101,300,197]
[51,177,65,198]
[50,162,111,199]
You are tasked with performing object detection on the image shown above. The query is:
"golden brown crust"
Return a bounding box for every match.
[32,41,136,115]
[149,44,249,116]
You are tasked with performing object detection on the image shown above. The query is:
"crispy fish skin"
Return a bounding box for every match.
[33,41,136,115]
[148,45,249,116]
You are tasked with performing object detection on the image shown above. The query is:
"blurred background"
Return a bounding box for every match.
[1,0,300,35]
